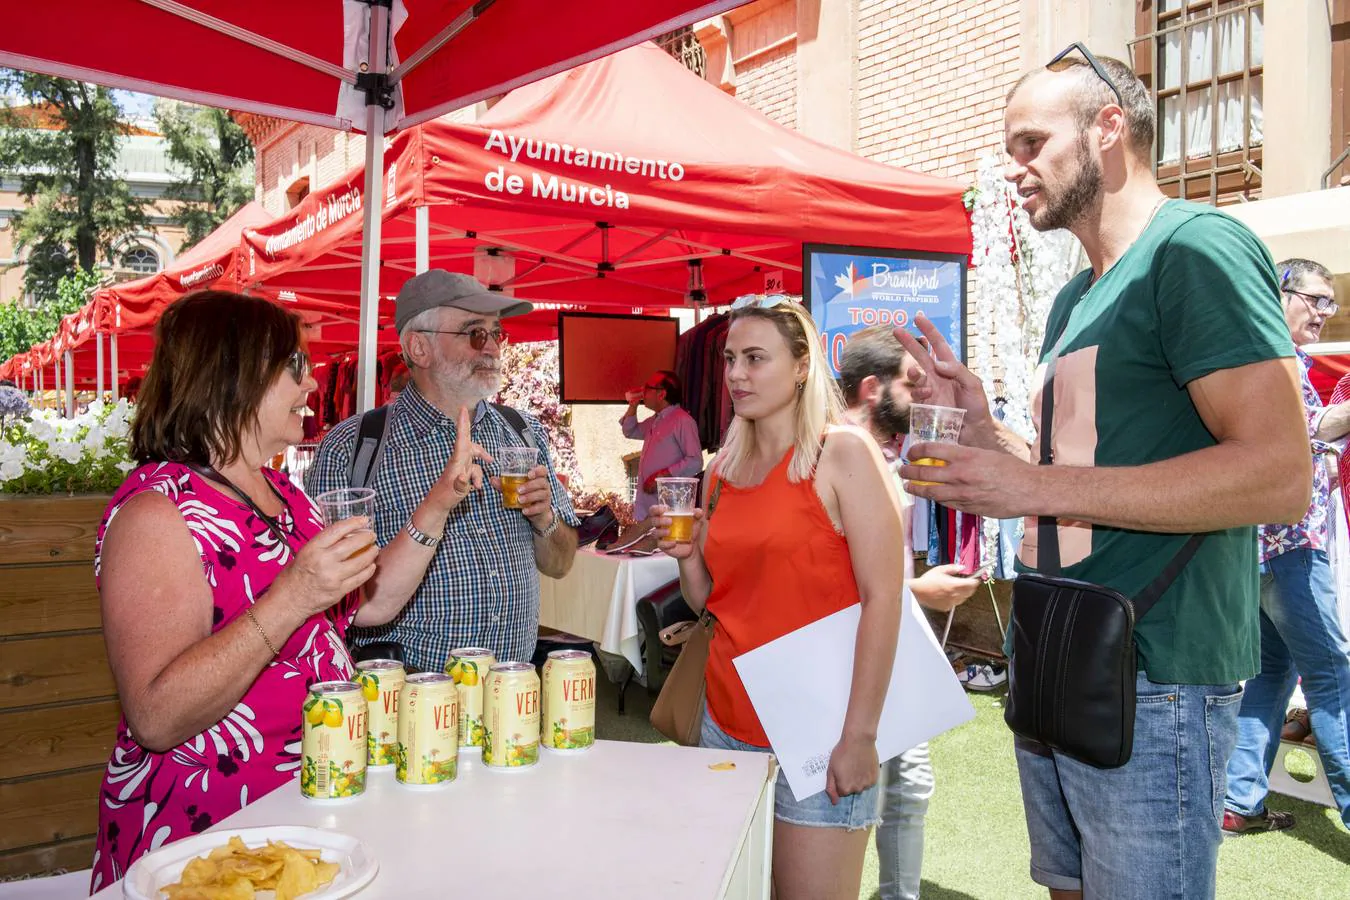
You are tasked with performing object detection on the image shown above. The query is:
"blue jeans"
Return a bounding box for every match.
[875,744,934,900]
[1225,548,1350,827]
[1015,672,1242,899]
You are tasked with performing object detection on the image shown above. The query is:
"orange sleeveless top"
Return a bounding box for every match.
[703,451,862,747]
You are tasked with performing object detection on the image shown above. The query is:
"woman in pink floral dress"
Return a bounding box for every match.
[91,292,489,893]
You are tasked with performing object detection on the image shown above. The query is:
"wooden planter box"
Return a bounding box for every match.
[0,494,118,879]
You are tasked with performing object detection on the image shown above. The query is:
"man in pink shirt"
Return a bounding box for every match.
[620,370,702,522]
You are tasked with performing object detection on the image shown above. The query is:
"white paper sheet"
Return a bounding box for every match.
[732,590,976,801]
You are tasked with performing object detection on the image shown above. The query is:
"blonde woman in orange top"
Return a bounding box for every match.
[654,295,905,900]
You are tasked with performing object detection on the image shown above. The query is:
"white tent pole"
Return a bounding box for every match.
[415,205,430,274]
[64,350,75,417]
[96,331,105,401]
[355,2,390,414]
[110,332,120,402]
[53,356,61,415]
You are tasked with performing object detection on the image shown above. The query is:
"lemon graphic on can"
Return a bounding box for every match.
[303,696,325,726]
[358,672,379,702]
[322,698,343,728]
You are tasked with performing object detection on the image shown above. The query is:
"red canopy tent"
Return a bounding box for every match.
[239,43,971,349]
[0,202,274,393]
[0,0,749,409]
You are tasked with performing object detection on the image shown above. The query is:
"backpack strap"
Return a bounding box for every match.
[492,403,538,450]
[348,405,391,490]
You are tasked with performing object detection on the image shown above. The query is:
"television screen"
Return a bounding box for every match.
[804,244,968,376]
[559,312,679,404]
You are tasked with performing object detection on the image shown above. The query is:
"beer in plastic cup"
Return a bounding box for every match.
[908,404,965,486]
[498,446,538,510]
[656,476,699,543]
[315,487,377,559]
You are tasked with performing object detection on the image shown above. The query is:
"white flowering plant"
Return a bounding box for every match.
[497,341,584,492]
[0,398,137,495]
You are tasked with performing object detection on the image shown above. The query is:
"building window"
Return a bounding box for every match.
[121,246,160,274]
[656,25,707,80]
[1132,0,1264,204]
[286,177,311,210]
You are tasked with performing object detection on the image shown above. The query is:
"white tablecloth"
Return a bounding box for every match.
[539,548,680,675]
[89,741,774,899]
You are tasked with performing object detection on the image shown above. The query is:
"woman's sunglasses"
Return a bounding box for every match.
[730,293,796,310]
[285,349,311,383]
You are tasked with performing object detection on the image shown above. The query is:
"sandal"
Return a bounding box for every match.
[1281,707,1316,746]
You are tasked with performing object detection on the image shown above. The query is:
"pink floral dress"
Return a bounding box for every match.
[89,462,358,893]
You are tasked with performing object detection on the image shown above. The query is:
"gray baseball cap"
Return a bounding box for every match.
[393,269,533,331]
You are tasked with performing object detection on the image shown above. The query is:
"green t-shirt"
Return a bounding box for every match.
[1018,200,1294,684]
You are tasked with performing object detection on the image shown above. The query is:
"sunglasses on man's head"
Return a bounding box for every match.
[414,325,508,350]
[1046,42,1124,108]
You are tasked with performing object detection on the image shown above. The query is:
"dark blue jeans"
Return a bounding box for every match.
[1224,547,1350,827]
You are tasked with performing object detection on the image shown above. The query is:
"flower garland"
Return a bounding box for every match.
[966,152,1084,575]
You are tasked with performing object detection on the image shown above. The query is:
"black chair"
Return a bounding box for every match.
[635,578,696,696]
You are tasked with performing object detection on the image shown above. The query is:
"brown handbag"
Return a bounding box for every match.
[649,609,715,746]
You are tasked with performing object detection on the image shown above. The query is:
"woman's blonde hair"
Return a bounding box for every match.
[713,300,844,485]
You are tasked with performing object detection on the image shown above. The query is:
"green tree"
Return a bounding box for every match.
[0,268,103,361]
[0,72,148,302]
[155,100,254,249]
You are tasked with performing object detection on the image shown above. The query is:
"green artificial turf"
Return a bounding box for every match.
[596,675,1349,899]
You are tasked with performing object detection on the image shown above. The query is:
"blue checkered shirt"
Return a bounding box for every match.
[306,383,580,671]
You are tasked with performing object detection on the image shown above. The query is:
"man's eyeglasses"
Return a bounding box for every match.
[1047,42,1123,108]
[1284,288,1339,316]
[415,326,507,350]
[285,349,310,384]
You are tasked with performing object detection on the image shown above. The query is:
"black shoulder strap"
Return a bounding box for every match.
[348,405,391,490]
[492,403,538,450]
[1035,341,1204,617]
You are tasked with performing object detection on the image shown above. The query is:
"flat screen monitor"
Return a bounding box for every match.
[804,244,968,376]
[559,312,679,404]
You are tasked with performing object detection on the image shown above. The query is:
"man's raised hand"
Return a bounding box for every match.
[430,406,492,513]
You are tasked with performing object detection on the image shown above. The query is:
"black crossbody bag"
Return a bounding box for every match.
[1003,353,1204,769]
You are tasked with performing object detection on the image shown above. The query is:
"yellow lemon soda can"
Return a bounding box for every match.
[483,662,540,771]
[445,647,496,752]
[300,681,367,801]
[396,673,459,789]
[542,649,596,753]
[356,659,405,768]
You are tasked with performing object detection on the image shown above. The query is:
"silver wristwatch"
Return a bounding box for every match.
[530,511,561,538]
[405,518,442,549]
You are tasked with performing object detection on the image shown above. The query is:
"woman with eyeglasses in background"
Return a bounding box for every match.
[654,295,905,900]
[90,291,430,891]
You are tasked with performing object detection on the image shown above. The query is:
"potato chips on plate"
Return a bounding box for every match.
[121,826,377,900]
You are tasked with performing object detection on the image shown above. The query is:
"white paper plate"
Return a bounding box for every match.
[122,825,377,900]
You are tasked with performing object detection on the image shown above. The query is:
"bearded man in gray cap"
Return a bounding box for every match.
[307,270,579,671]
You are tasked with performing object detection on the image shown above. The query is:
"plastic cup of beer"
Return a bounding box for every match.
[656,477,699,543]
[499,446,538,510]
[908,404,965,486]
[315,487,377,559]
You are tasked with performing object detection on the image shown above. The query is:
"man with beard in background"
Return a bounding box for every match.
[838,325,980,900]
[308,270,579,671]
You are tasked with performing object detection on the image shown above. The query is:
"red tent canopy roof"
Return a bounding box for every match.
[241,43,971,329]
[1,1,747,134]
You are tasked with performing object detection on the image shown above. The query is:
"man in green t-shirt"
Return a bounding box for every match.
[894,50,1311,900]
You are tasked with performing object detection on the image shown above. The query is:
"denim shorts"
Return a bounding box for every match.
[1014,671,1243,899]
[700,711,881,831]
